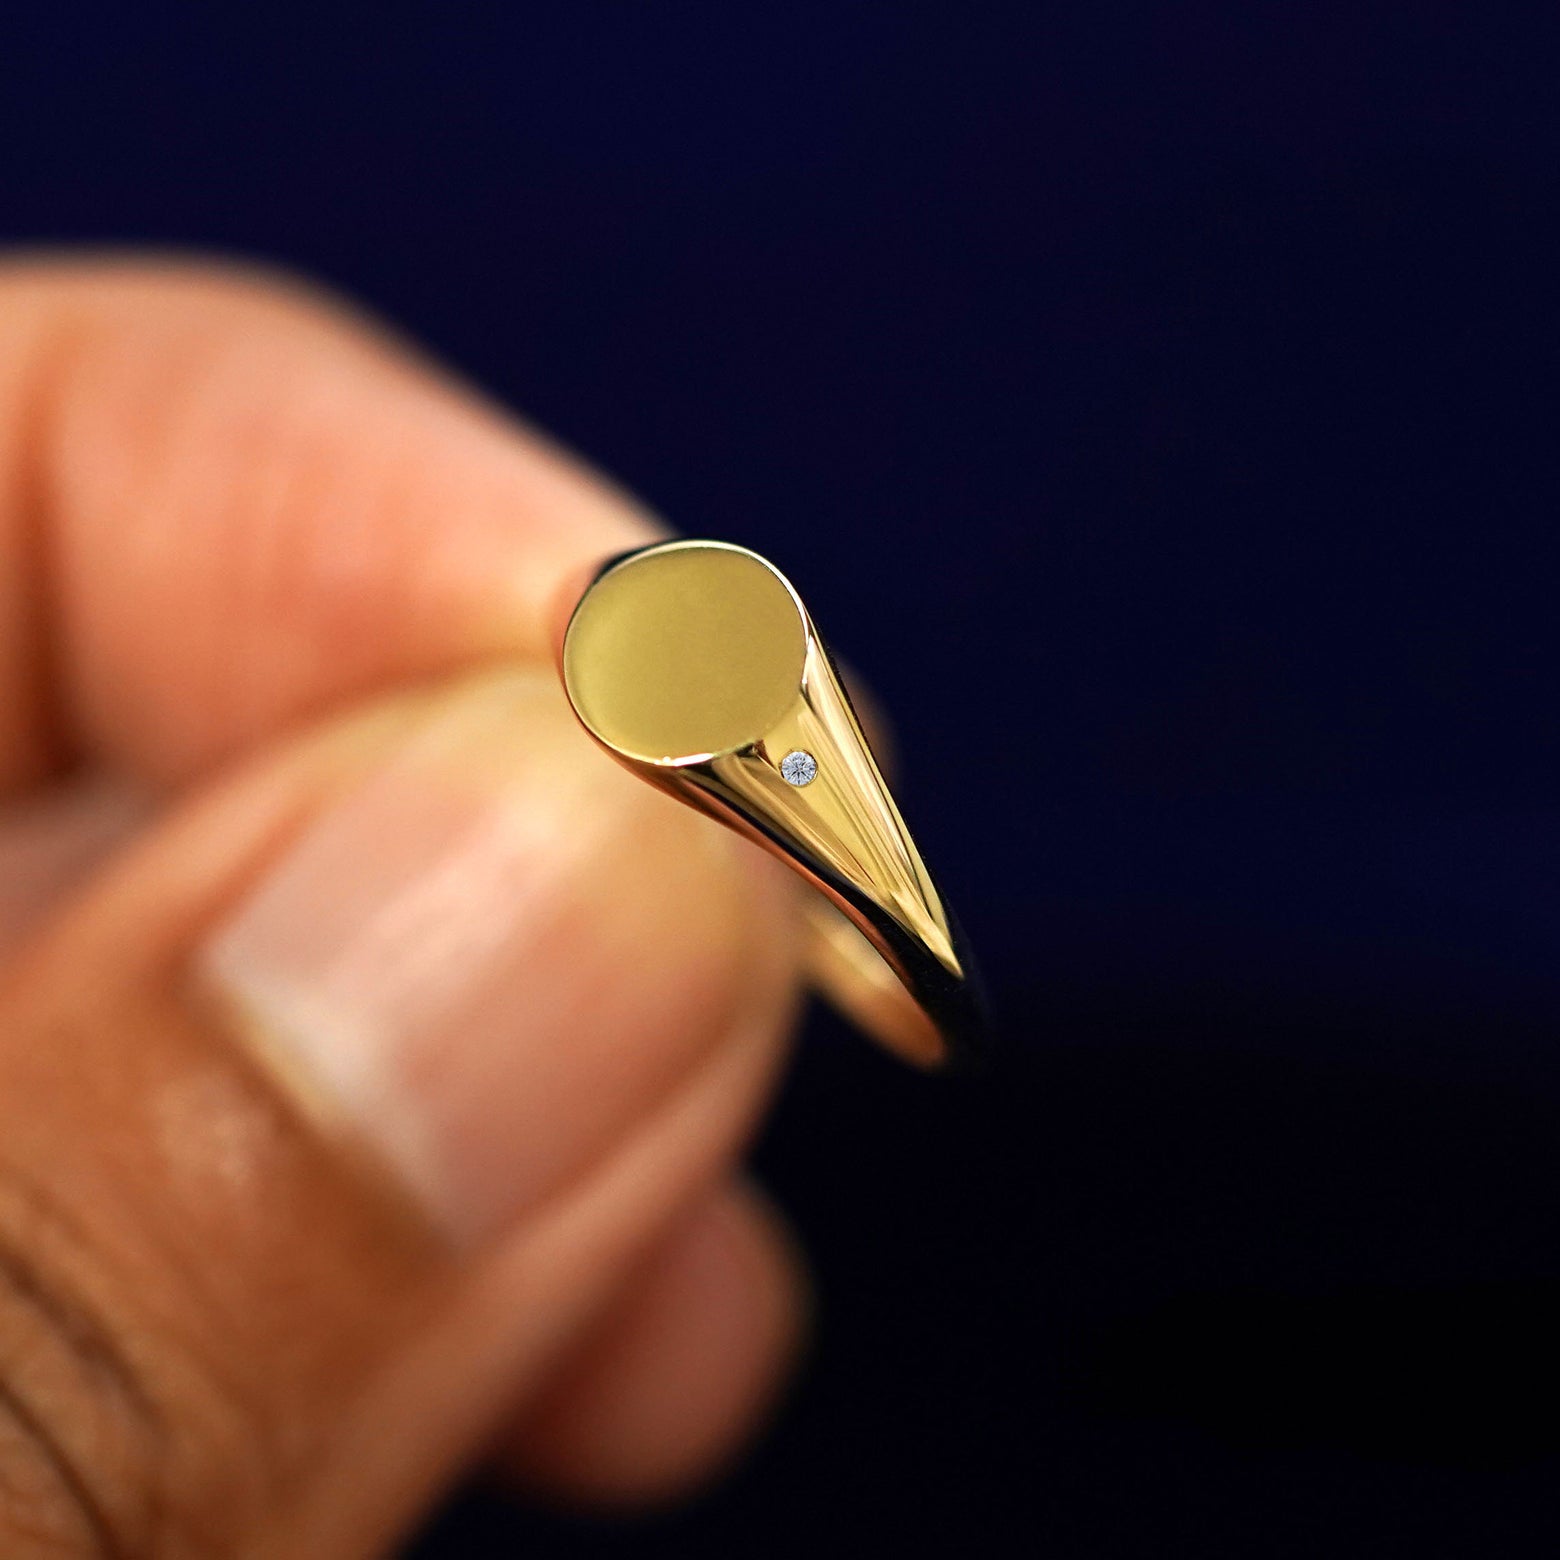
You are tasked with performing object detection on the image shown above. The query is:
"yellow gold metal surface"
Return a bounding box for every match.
[563,544,806,762]
[560,539,983,1069]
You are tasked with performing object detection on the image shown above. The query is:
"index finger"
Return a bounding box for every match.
[0,258,657,789]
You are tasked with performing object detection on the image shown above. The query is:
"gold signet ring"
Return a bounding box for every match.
[558,538,986,1069]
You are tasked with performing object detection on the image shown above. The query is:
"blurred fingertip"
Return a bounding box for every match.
[494,1175,810,1511]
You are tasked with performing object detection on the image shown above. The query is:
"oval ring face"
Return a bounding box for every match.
[562,541,808,763]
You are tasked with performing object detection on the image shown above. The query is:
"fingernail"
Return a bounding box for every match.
[201,668,786,1247]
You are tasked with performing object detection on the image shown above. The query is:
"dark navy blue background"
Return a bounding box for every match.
[6,4,1560,1555]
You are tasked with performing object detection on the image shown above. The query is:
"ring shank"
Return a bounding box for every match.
[799,894,986,1070]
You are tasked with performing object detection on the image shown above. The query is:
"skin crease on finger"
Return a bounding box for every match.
[0,262,810,1555]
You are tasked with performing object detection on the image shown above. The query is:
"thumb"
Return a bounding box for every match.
[0,668,800,1556]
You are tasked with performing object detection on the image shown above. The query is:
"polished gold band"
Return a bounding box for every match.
[558,538,985,1070]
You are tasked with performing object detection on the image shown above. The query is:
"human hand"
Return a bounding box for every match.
[0,260,806,1557]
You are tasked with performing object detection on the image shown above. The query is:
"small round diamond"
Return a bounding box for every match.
[779,749,818,787]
